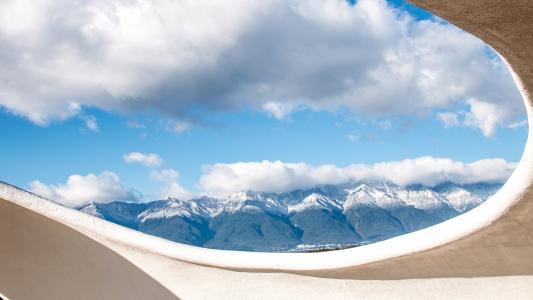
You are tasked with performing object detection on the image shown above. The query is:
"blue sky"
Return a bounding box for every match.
[1,106,526,194]
[0,0,527,205]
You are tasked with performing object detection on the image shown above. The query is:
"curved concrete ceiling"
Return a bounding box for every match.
[1,0,532,299]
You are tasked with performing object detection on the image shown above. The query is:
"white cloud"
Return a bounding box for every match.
[83,115,99,132]
[0,0,524,134]
[437,98,520,137]
[508,119,528,129]
[437,112,460,128]
[150,169,193,200]
[127,120,146,129]
[261,102,295,120]
[463,98,504,137]
[347,133,359,143]
[198,157,516,197]
[28,157,517,204]
[123,152,163,168]
[173,121,192,134]
[29,171,139,207]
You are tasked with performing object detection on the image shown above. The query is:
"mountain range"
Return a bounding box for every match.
[77,181,501,252]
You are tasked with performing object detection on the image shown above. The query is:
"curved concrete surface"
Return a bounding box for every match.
[1,1,532,299]
[0,200,177,300]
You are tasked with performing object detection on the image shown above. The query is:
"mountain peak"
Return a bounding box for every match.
[75,181,500,252]
[288,193,342,213]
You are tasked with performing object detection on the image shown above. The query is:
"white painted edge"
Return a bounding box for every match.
[0,55,531,272]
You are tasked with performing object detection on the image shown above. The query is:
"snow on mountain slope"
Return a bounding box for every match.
[288,193,342,213]
[79,202,103,218]
[442,188,484,212]
[75,181,499,252]
[217,191,285,215]
[343,183,403,211]
[138,199,208,222]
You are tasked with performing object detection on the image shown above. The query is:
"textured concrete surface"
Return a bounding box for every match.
[1,1,532,299]
[0,200,177,300]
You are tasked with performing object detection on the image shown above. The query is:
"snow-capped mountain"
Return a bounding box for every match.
[77,181,501,252]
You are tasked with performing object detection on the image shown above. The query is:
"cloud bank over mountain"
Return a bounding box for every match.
[0,0,524,136]
[198,157,516,197]
[31,156,516,206]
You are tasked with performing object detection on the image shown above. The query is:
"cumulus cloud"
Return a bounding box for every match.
[0,0,524,134]
[463,99,505,137]
[150,169,193,200]
[347,133,360,143]
[172,121,192,134]
[198,157,516,197]
[262,102,295,120]
[29,171,139,207]
[82,115,99,132]
[437,112,460,128]
[28,156,517,204]
[127,120,146,129]
[437,98,523,137]
[123,152,163,167]
[508,119,528,129]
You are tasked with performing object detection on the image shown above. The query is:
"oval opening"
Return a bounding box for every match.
[0,0,528,254]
